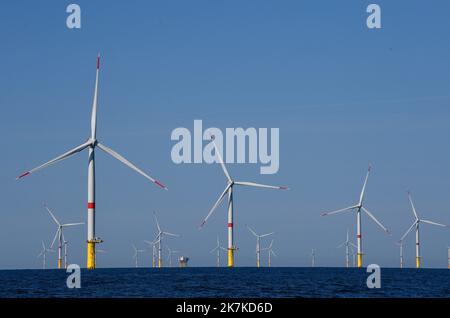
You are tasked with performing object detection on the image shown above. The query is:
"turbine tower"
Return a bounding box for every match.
[199,135,288,267]
[153,211,179,268]
[311,249,316,267]
[210,235,227,267]
[17,55,168,269]
[399,191,449,268]
[43,204,83,269]
[246,225,274,268]
[37,241,53,269]
[144,236,161,268]
[261,239,277,267]
[337,229,357,268]
[396,241,404,269]
[321,165,390,268]
[167,246,179,267]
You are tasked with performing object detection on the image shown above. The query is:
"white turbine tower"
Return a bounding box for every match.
[37,241,53,269]
[17,55,168,269]
[261,239,277,267]
[199,135,288,267]
[337,229,357,268]
[321,165,390,268]
[144,236,161,268]
[210,235,227,267]
[167,246,179,268]
[399,191,449,269]
[43,204,83,269]
[132,245,145,268]
[246,225,274,268]
[396,241,404,269]
[154,211,179,268]
[311,249,316,267]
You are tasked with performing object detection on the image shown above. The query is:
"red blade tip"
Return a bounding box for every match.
[154,180,168,190]
[17,171,30,180]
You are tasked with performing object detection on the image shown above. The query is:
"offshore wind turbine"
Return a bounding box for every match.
[246,225,274,268]
[154,212,179,268]
[43,204,83,269]
[210,235,227,267]
[16,55,167,269]
[144,236,161,268]
[321,165,390,268]
[399,191,449,269]
[199,135,288,267]
[311,249,316,267]
[261,239,277,267]
[166,246,179,267]
[37,241,53,269]
[132,245,145,268]
[337,229,357,268]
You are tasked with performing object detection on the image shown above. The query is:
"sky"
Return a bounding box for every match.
[0,0,449,269]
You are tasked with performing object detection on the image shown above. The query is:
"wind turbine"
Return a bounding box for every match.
[166,246,179,268]
[261,239,277,267]
[321,165,390,268]
[63,240,68,269]
[43,204,83,269]
[144,236,161,268]
[199,135,288,267]
[210,235,227,267]
[311,249,316,267]
[337,229,357,268]
[132,245,145,268]
[246,225,274,268]
[16,55,168,269]
[399,191,449,269]
[396,241,404,269]
[37,241,53,269]
[154,211,179,268]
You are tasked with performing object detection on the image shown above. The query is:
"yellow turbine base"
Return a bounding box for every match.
[416,257,421,269]
[158,258,162,268]
[357,253,363,268]
[228,249,234,267]
[87,242,95,270]
[257,260,260,268]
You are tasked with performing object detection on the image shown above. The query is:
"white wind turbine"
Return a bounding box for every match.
[43,204,83,269]
[166,246,179,268]
[321,165,390,268]
[246,225,274,268]
[399,191,449,269]
[132,245,145,268]
[154,211,179,268]
[144,236,161,268]
[210,235,227,267]
[37,241,54,270]
[17,55,167,269]
[311,249,316,267]
[199,135,288,267]
[337,229,357,268]
[261,239,277,267]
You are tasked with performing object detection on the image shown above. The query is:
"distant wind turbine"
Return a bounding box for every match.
[261,239,277,267]
[337,229,357,268]
[153,211,179,268]
[246,225,274,268]
[37,241,54,270]
[210,235,227,267]
[132,245,145,268]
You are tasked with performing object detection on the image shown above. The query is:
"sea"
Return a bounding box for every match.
[0,267,448,298]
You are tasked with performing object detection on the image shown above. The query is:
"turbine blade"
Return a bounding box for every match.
[209,135,232,182]
[199,183,232,228]
[358,164,372,205]
[421,219,449,227]
[321,205,357,217]
[153,212,162,233]
[260,232,274,238]
[220,247,227,251]
[162,231,179,237]
[43,204,61,226]
[235,181,288,190]
[337,242,345,248]
[400,221,417,241]
[210,246,219,253]
[62,222,84,227]
[246,225,258,237]
[91,54,100,139]
[97,143,167,190]
[271,250,278,257]
[362,207,390,234]
[50,229,59,248]
[16,141,91,180]
[407,191,419,220]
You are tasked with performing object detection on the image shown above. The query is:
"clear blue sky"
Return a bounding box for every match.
[0,1,449,269]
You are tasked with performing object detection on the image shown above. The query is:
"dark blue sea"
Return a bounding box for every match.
[0,267,448,298]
